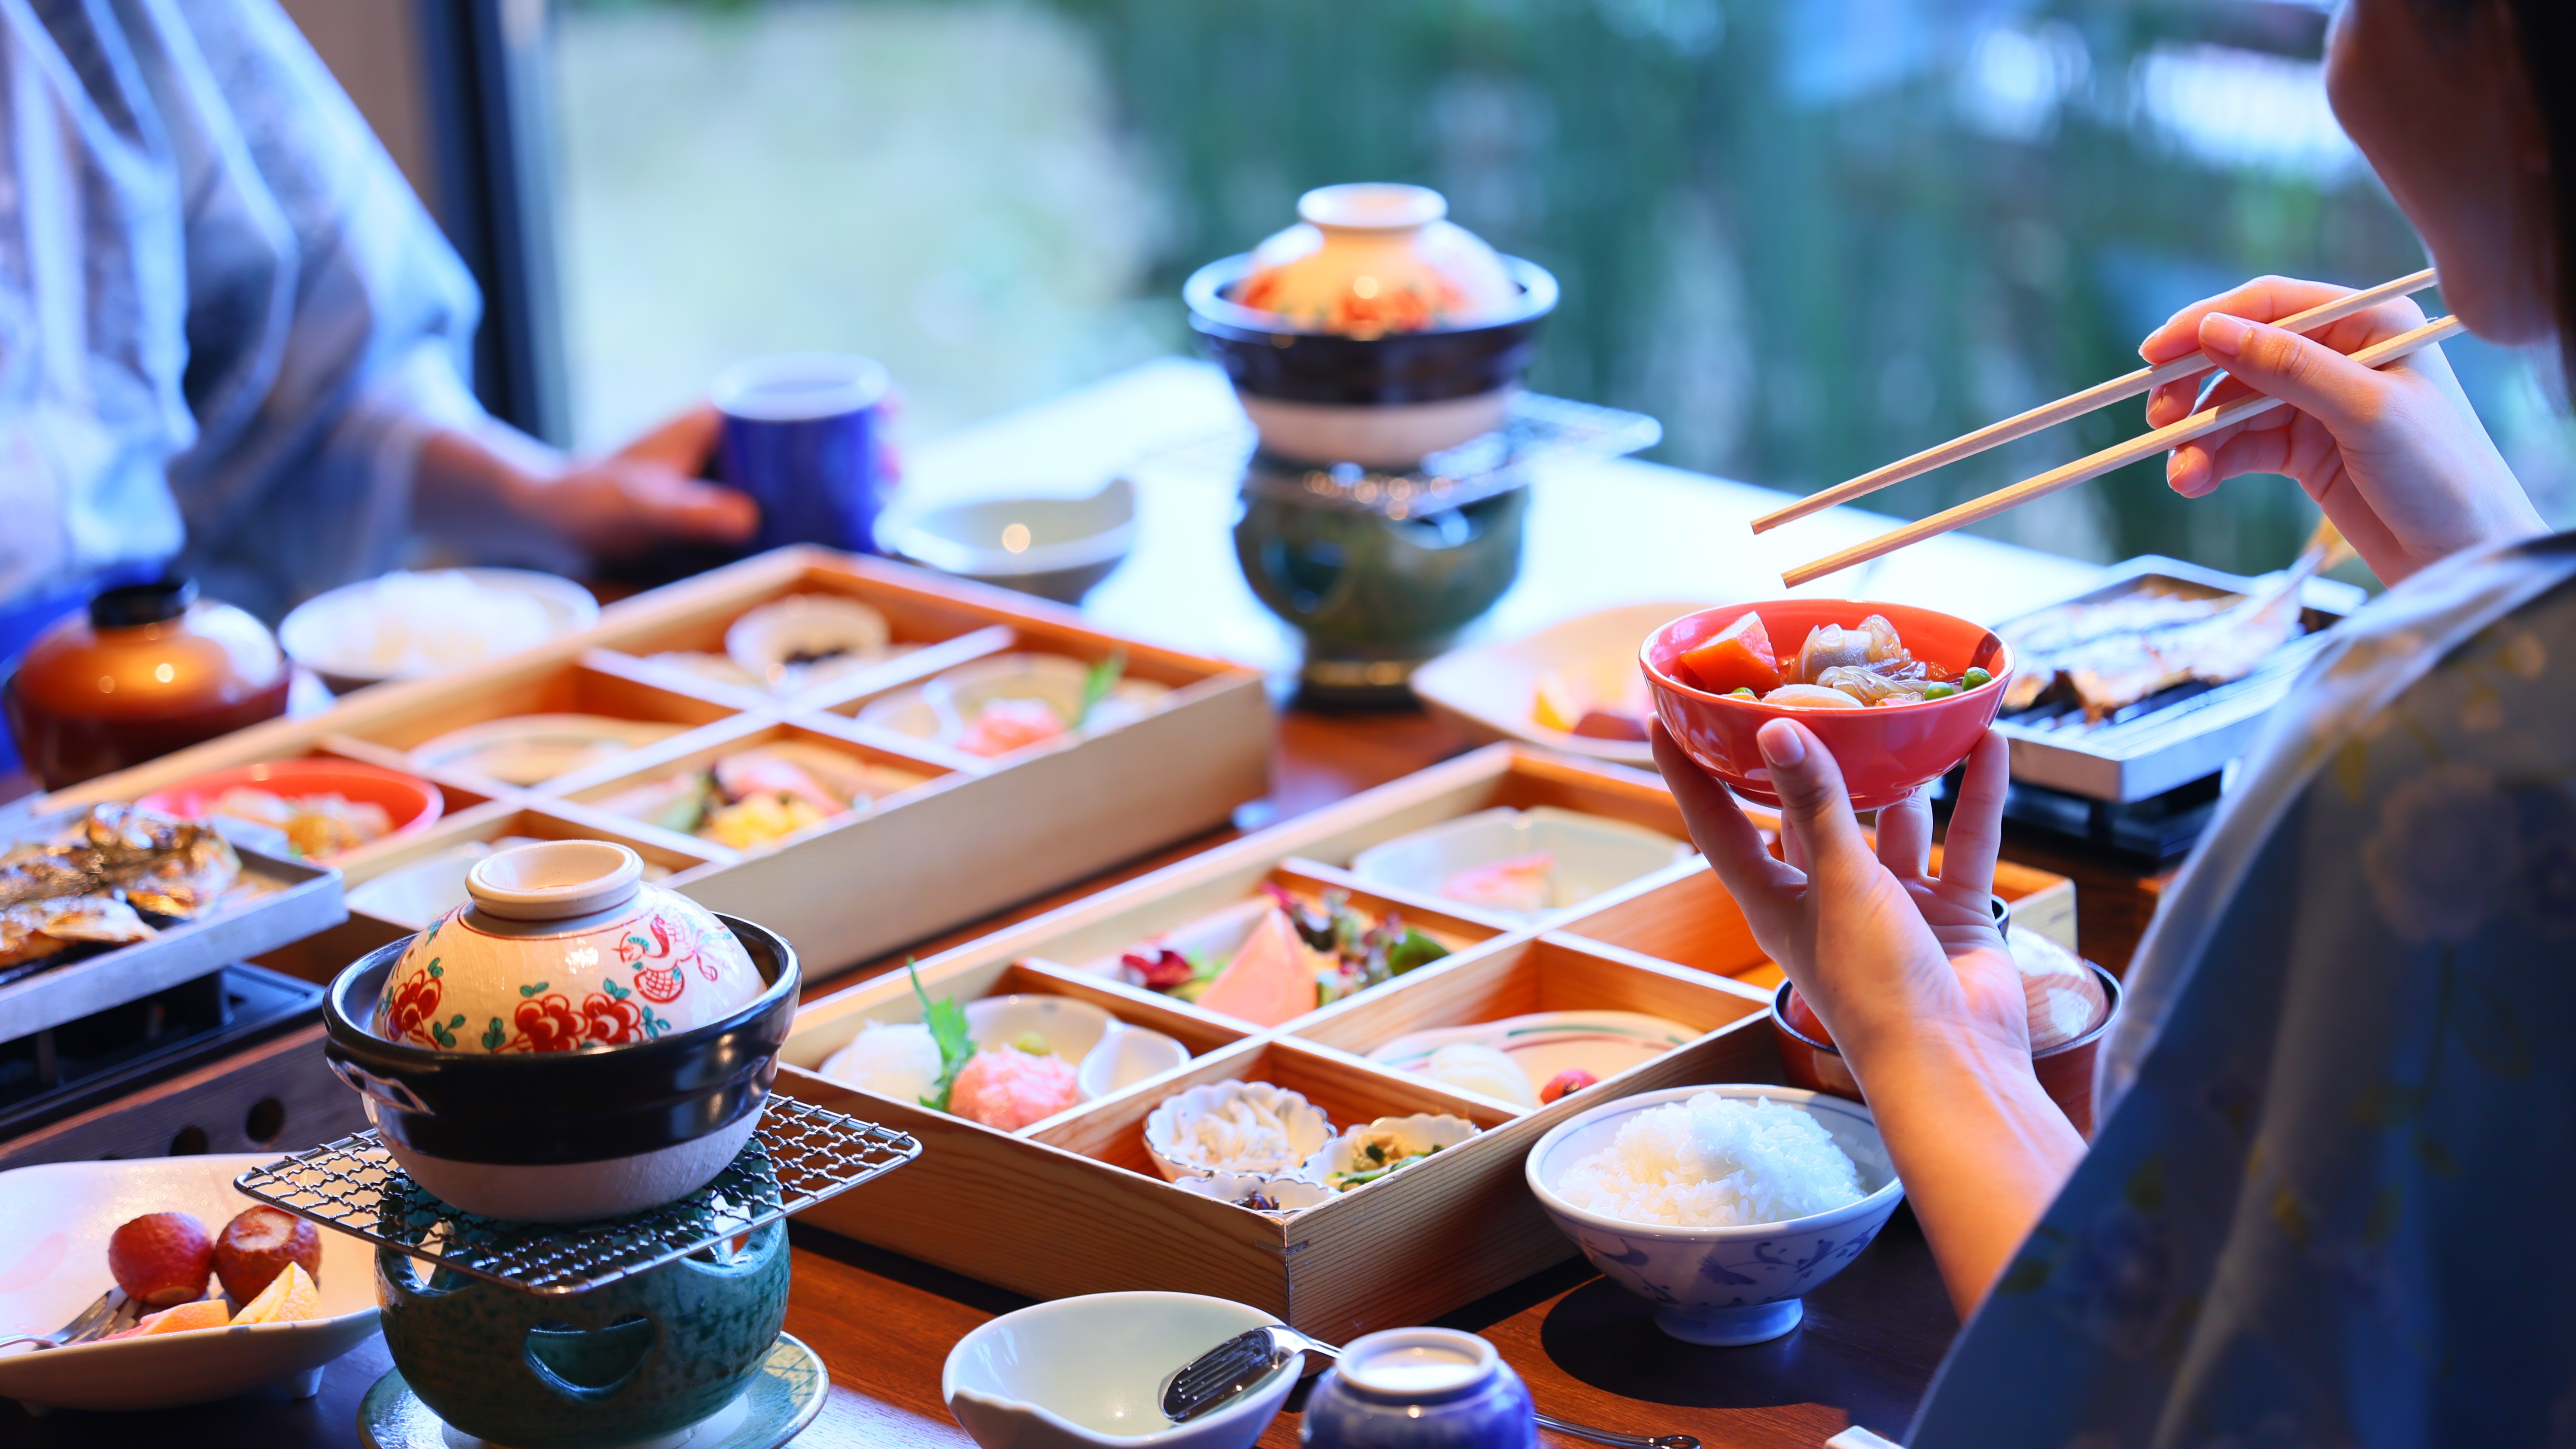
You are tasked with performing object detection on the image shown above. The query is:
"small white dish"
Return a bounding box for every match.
[0,1155,382,1412]
[1306,1113,1479,1192]
[1349,807,1691,921]
[857,653,1171,759]
[1077,1025,1189,1100]
[1370,1011,1701,1104]
[279,568,599,694]
[407,714,687,786]
[1410,601,1719,767]
[965,994,1118,1064]
[944,1292,1300,1449]
[1525,1084,1905,1346]
[1169,1173,1334,1215]
[723,595,892,693]
[1142,1081,1335,1182]
[878,478,1138,605]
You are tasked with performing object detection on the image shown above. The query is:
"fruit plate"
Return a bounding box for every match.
[0,1155,380,1412]
[1409,601,1715,767]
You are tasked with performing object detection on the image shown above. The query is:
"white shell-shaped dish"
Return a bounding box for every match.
[1142,1082,1334,1182]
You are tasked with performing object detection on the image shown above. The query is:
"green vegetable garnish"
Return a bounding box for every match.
[1922,682,1959,700]
[909,960,974,1112]
[1385,928,1448,977]
[1076,649,1129,728]
[1962,667,1992,689]
[1728,687,1756,699]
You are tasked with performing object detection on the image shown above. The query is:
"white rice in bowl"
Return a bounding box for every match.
[1555,1092,1866,1227]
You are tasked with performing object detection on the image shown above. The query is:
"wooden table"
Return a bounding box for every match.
[0,361,2180,1448]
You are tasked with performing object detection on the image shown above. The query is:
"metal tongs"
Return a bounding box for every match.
[1162,1324,1701,1449]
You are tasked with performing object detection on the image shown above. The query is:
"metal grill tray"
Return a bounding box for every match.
[0,811,343,1042]
[1242,392,1662,516]
[233,1097,919,1296]
[1991,555,2368,803]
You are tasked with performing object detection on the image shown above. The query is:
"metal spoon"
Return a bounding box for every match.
[1163,1324,1700,1449]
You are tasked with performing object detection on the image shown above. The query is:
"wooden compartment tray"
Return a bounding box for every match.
[40,549,1273,983]
[780,745,2076,1337]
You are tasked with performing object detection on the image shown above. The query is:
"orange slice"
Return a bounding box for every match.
[231,1262,321,1325]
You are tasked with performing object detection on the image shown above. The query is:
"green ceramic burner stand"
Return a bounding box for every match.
[375,1220,790,1449]
[1236,480,1528,706]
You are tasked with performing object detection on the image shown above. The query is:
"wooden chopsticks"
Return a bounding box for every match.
[1778,309,2463,588]
[1753,267,2441,538]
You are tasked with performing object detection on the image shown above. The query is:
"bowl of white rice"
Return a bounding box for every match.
[1524,1084,1902,1346]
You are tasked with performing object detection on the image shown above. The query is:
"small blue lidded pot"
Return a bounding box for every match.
[1301,1328,1534,1449]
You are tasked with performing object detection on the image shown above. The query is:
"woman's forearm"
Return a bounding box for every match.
[1846,1024,2087,1320]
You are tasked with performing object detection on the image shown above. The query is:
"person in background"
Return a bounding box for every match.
[1656,0,2572,1441]
[0,0,756,660]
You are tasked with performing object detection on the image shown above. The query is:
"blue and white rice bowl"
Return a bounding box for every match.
[1523,1084,1903,1346]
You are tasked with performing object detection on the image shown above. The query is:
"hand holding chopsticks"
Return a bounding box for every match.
[1765,270,2464,588]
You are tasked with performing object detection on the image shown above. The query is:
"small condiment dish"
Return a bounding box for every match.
[1142,1081,1335,1182]
[1306,1113,1479,1192]
[723,595,892,693]
[877,478,1138,605]
[944,1292,1301,1449]
[1642,600,2012,812]
[1525,1084,1904,1346]
[135,758,446,863]
[1168,1173,1335,1215]
[1348,806,1690,922]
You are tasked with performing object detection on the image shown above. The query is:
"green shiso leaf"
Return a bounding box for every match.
[910,960,974,1112]
[1076,650,1128,728]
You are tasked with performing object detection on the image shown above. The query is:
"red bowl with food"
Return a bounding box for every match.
[136,758,444,863]
[1640,599,2012,812]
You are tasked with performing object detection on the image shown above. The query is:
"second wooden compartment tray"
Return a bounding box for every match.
[781,745,2078,1337]
[45,549,1273,983]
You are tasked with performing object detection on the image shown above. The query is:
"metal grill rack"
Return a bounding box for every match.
[1241,393,1662,518]
[232,1097,919,1296]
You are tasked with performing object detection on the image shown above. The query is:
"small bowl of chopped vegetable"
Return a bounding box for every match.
[1641,600,2012,812]
[1305,1113,1479,1193]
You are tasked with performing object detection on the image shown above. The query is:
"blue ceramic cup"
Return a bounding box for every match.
[712,353,892,554]
[1301,1327,1534,1449]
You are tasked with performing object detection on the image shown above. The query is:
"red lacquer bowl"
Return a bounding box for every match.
[1640,600,2012,812]
[137,758,444,862]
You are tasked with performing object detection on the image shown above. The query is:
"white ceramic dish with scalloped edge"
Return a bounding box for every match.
[0,1155,380,1412]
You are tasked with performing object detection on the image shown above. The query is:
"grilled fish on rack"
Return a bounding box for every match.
[0,805,240,970]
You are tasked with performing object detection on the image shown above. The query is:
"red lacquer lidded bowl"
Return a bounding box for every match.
[1641,599,2013,813]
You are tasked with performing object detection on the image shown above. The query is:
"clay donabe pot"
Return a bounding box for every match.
[323,911,799,1222]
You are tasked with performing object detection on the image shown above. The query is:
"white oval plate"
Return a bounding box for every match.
[1370,1010,1702,1103]
[0,1156,381,1412]
[1349,807,1690,921]
[408,714,687,786]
